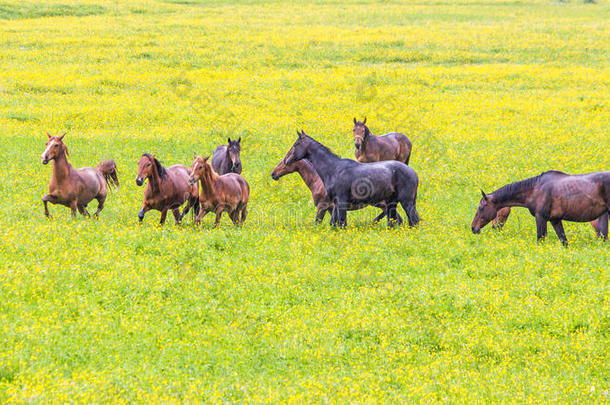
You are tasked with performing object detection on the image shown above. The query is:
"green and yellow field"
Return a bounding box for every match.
[0,0,609,402]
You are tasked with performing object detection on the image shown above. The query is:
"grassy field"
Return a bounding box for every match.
[0,0,609,402]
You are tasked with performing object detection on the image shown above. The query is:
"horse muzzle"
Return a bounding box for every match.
[271,172,279,181]
[354,143,361,150]
[41,156,49,165]
[135,177,144,186]
[471,226,481,234]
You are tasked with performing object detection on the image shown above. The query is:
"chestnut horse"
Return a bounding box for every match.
[188,154,249,226]
[271,159,332,222]
[211,137,242,175]
[41,133,118,217]
[136,154,199,225]
[353,118,412,164]
[471,170,610,246]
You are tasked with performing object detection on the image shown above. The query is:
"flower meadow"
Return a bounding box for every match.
[0,0,609,402]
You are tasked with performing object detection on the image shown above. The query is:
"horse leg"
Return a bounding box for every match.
[240,205,247,224]
[399,199,420,227]
[78,204,90,218]
[336,202,347,228]
[386,202,399,228]
[69,201,78,217]
[315,205,327,223]
[195,205,208,225]
[535,215,548,241]
[138,203,150,223]
[213,207,223,227]
[159,208,168,225]
[93,195,105,218]
[42,194,56,217]
[596,212,608,240]
[172,208,181,225]
[373,210,386,223]
[492,207,511,230]
[330,205,338,227]
[550,219,568,247]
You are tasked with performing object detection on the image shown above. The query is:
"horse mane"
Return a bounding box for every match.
[492,171,566,203]
[142,153,167,179]
[304,134,342,160]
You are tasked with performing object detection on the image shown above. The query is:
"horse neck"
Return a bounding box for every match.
[199,169,218,200]
[148,162,164,193]
[52,151,72,183]
[492,182,534,209]
[361,129,376,151]
[305,141,343,185]
[295,160,322,191]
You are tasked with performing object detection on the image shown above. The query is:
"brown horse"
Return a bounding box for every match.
[136,154,199,225]
[353,118,412,164]
[271,159,332,222]
[188,154,249,226]
[211,138,242,175]
[472,170,610,245]
[41,133,118,217]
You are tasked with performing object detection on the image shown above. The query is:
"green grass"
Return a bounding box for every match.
[0,0,609,402]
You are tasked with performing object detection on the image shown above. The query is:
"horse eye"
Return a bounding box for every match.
[53,144,58,147]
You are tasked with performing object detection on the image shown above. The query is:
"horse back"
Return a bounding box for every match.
[218,173,250,204]
[76,167,105,194]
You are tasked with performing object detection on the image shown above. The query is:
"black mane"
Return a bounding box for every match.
[304,134,343,161]
[492,171,566,203]
[142,153,167,178]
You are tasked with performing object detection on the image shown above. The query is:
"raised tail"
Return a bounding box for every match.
[97,159,119,189]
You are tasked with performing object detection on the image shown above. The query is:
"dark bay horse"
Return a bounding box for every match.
[471,170,610,245]
[41,133,118,217]
[189,154,249,226]
[212,137,242,175]
[136,154,199,225]
[353,118,412,164]
[271,158,401,224]
[282,130,419,228]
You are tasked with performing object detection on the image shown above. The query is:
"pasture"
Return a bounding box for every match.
[0,0,609,401]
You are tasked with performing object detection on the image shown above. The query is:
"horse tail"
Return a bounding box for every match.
[98,160,119,189]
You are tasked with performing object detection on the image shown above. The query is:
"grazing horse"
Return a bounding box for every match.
[212,137,242,175]
[188,154,249,226]
[270,158,401,224]
[471,170,610,246]
[282,130,419,228]
[135,154,199,225]
[353,118,412,164]
[40,133,118,217]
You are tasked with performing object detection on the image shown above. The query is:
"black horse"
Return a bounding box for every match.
[282,130,420,228]
[471,170,610,246]
[211,137,242,175]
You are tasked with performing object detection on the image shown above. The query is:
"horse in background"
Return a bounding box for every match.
[136,154,199,225]
[212,137,242,175]
[352,118,412,164]
[41,133,118,218]
[472,170,610,245]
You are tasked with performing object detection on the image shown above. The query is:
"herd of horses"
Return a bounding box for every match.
[40,119,610,246]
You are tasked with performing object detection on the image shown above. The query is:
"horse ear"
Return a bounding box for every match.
[480,190,488,200]
[193,152,197,160]
[363,117,367,125]
[58,133,66,141]
[203,155,210,162]
[227,137,231,144]
[237,137,241,144]
[46,132,52,139]
[353,117,357,125]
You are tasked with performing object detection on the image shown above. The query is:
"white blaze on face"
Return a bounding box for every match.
[41,140,56,162]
